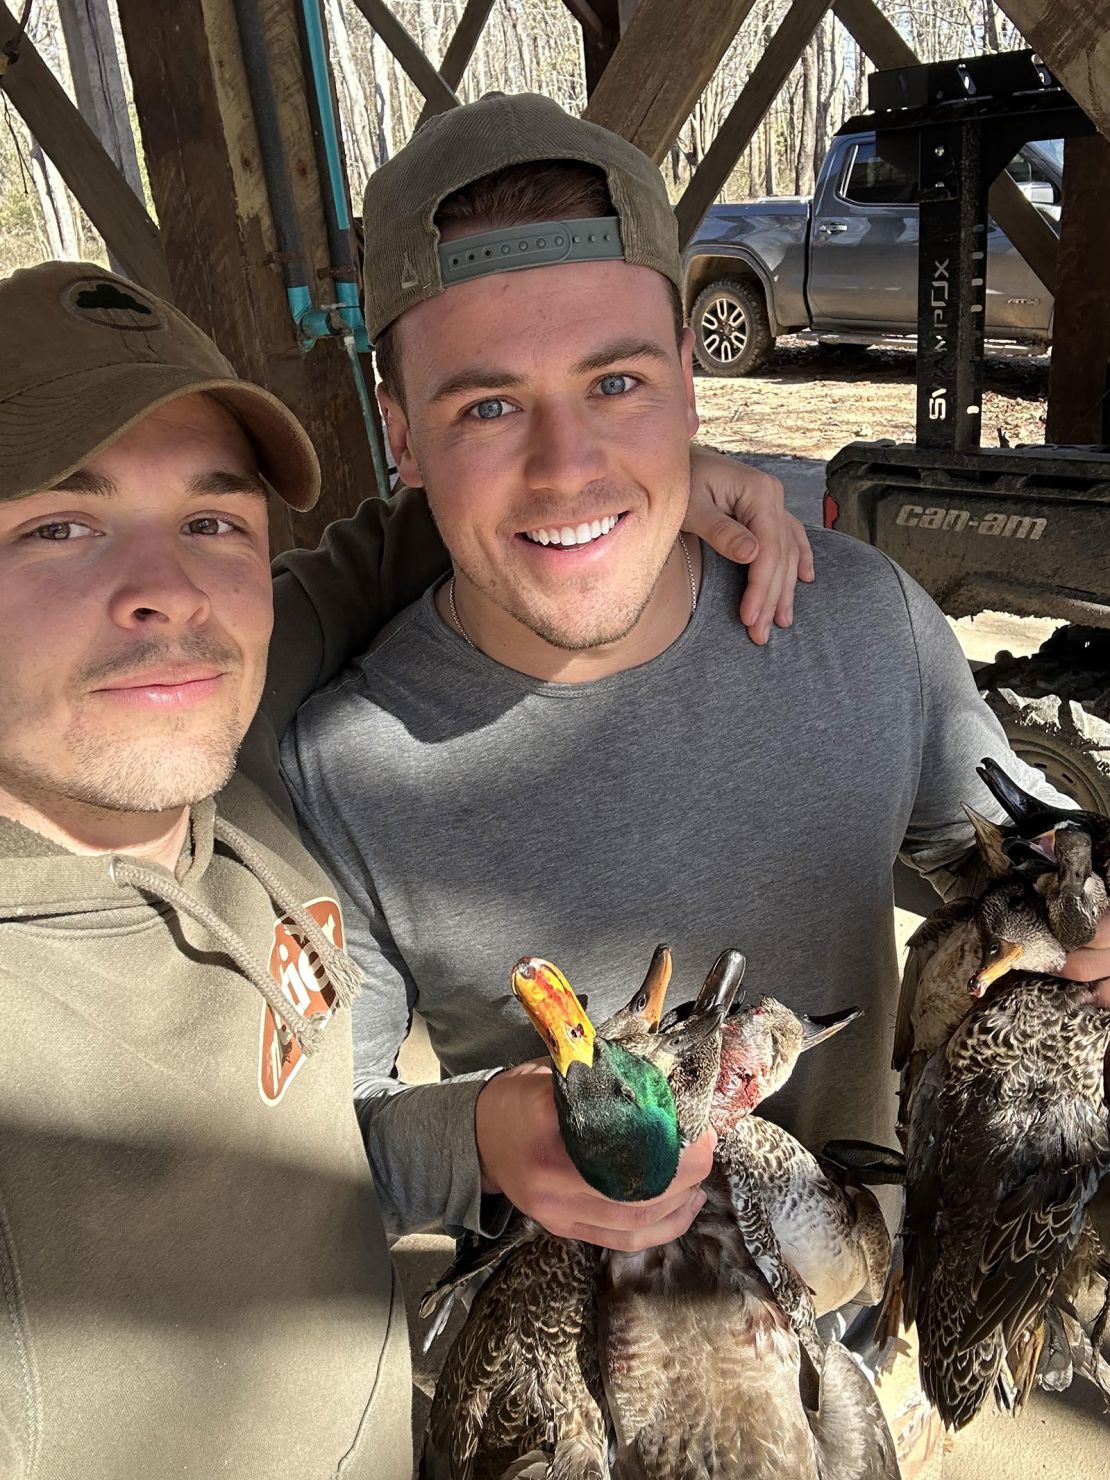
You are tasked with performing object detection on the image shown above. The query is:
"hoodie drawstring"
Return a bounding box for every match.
[109,822,363,1057]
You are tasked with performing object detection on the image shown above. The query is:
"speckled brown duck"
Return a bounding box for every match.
[603,993,899,1480]
[892,893,1110,1431]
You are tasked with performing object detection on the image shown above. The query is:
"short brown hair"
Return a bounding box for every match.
[373,160,683,404]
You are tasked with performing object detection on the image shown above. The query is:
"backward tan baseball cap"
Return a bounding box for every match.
[361,92,682,341]
[0,261,320,509]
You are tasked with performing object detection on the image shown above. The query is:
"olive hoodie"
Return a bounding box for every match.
[0,488,446,1480]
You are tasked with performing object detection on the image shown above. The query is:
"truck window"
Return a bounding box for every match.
[841,141,916,206]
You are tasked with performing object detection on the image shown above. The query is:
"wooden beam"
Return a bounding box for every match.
[832,0,1058,294]
[584,0,758,164]
[994,0,1110,141]
[1046,133,1110,442]
[0,1,169,296]
[117,0,387,551]
[415,0,495,127]
[348,0,458,118]
[676,0,832,247]
[569,0,623,97]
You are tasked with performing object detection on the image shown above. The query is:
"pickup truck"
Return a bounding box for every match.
[683,129,1061,376]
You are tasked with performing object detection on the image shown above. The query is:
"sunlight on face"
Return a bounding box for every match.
[0,395,274,818]
[379,261,699,654]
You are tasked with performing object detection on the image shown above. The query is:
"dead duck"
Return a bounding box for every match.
[707,996,892,1316]
[976,756,1109,944]
[892,796,1108,1146]
[893,902,1110,1431]
[421,947,743,1480]
[603,993,899,1480]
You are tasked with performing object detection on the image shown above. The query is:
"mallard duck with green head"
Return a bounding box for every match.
[421,945,740,1480]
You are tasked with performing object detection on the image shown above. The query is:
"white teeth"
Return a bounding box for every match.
[524,515,621,547]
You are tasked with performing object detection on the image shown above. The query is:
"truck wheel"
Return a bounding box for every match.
[976,627,1110,814]
[691,278,773,377]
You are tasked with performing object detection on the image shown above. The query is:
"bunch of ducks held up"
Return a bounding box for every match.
[419,759,1110,1480]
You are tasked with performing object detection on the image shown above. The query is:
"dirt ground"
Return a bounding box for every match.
[693,339,1050,461]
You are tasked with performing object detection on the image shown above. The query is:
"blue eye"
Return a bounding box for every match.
[598,374,633,396]
[472,399,506,420]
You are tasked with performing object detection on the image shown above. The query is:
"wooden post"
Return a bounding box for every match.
[584,0,758,164]
[562,0,622,96]
[994,0,1110,142]
[676,0,833,247]
[832,0,1059,295]
[1046,133,1110,443]
[117,0,384,551]
[0,1,169,295]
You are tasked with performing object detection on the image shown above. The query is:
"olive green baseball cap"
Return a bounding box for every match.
[361,92,682,340]
[0,261,320,509]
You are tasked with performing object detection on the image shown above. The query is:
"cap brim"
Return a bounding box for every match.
[0,363,321,510]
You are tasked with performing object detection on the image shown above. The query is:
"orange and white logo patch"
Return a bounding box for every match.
[258,896,345,1105]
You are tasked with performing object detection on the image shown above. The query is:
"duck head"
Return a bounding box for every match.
[511,953,684,1203]
[977,757,1108,888]
[969,879,1069,996]
[711,996,861,1135]
[651,949,747,1140]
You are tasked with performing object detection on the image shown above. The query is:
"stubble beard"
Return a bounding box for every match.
[0,633,256,818]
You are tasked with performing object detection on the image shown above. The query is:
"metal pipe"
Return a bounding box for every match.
[232,0,314,327]
[298,0,390,497]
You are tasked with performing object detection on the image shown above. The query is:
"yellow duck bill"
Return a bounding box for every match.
[511,956,597,1076]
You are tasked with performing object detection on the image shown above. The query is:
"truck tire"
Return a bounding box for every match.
[975,627,1110,814]
[691,278,774,377]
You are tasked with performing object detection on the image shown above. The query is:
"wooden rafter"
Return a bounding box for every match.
[0,1,168,295]
[415,0,495,127]
[676,0,832,248]
[348,0,458,117]
[832,0,1059,295]
[994,0,1110,142]
[584,0,759,164]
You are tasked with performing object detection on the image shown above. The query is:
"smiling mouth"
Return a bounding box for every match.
[521,513,625,548]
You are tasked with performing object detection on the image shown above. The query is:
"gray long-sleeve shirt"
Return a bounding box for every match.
[281,531,1064,1241]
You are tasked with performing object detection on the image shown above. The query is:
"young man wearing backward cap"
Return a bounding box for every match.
[282,92,1109,1269]
[0,253,798,1476]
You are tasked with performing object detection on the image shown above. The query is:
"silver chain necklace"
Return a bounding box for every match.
[448,534,698,650]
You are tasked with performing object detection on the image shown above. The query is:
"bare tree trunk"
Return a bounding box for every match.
[30,138,81,259]
[795,38,816,196]
[328,0,376,193]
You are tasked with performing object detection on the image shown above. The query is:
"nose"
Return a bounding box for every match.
[523,399,607,497]
[106,529,212,631]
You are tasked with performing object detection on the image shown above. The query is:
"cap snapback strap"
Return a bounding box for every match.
[438,216,624,288]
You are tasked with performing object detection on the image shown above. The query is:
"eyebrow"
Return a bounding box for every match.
[47,468,269,499]
[51,469,116,495]
[187,470,270,500]
[428,337,672,405]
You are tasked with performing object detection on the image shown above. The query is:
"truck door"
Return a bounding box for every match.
[807,136,919,332]
[807,136,1059,340]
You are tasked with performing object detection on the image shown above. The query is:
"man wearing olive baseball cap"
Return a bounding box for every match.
[0,252,798,1476]
[282,91,1077,1336]
[0,259,454,1480]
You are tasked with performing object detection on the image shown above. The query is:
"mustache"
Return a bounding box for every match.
[75,632,242,689]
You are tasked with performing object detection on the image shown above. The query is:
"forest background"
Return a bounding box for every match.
[0,0,1028,276]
